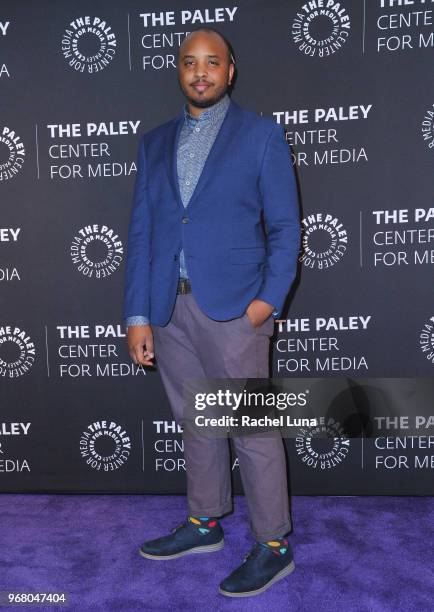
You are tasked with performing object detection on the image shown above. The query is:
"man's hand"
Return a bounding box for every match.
[245,299,275,328]
[127,324,154,366]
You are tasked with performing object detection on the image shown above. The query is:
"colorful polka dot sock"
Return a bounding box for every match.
[259,534,290,556]
[187,515,219,535]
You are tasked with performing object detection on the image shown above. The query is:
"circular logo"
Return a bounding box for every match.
[299,212,348,270]
[421,104,434,150]
[0,326,36,378]
[291,1,351,58]
[295,418,350,469]
[70,224,123,278]
[419,316,434,365]
[0,126,26,182]
[80,420,131,471]
[61,16,117,74]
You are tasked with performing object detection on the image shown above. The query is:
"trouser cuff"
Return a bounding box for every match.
[188,498,232,518]
[253,518,292,542]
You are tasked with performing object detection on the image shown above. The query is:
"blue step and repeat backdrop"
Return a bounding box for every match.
[1,0,433,495]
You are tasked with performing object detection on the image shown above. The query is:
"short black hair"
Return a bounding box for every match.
[179,27,236,65]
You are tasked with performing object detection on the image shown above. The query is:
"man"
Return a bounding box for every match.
[123,27,301,597]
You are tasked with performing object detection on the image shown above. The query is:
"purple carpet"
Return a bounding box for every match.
[1,494,433,611]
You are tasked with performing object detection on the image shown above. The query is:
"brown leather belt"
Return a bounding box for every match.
[177,278,192,294]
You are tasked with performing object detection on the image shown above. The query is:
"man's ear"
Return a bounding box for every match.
[228,63,235,85]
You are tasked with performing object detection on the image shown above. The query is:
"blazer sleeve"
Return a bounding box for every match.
[123,136,152,322]
[255,122,301,317]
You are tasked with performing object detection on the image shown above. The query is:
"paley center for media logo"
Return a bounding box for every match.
[0,126,25,182]
[421,103,434,150]
[61,16,117,74]
[80,420,131,471]
[299,212,348,270]
[295,417,350,469]
[291,0,351,57]
[0,326,35,378]
[419,315,434,365]
[70,224,123,278]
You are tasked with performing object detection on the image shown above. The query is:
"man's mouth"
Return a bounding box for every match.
[192,82,211,92]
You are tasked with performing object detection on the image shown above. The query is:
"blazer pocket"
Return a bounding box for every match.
[229,246,266,265]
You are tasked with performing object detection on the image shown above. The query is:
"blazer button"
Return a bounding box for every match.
[182,217,189,224]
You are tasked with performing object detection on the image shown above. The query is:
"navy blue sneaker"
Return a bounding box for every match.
[138,519,224,560]
[219,541,295,597]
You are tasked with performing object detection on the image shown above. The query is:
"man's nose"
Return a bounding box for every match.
[194,62,208,79]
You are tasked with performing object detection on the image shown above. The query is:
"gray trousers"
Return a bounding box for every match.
[152,292,291,541]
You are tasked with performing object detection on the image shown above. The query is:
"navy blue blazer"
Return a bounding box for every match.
[123,98,301,326]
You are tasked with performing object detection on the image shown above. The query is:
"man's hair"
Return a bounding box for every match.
[179,27,236,65]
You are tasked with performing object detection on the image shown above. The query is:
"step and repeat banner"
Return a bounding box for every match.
[1,0,433,495]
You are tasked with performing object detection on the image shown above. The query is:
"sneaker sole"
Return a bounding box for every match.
[218,559,295,597]
[138,539,224,560]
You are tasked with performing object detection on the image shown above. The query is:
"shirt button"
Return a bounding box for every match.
[189,152,195,158]
[195,127,200,132]
[182,217,189,224]
[185,180,190,185]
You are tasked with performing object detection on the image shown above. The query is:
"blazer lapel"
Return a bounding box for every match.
[164,98,241,210]
[165,109,184,208]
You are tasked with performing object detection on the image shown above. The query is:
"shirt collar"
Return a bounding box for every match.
[183,93,230,126]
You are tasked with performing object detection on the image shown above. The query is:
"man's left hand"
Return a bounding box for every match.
[245,299,275,328]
